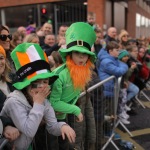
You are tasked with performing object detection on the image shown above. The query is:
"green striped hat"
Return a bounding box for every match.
[59,22,96,62]
[11,43,58,90]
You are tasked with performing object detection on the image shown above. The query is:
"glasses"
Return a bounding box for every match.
[0,34,12,41]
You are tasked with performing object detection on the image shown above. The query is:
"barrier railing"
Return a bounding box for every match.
[1,75,143,150]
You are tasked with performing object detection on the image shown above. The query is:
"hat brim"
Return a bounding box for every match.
[59,46,96,62]
[13,72,58,90]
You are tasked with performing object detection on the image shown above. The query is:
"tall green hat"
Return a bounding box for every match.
[11,43,58,90]
[59,22,96,62]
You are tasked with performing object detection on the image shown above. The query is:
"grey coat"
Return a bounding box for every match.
[1,90,65,150]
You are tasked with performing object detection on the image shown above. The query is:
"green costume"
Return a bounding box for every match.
[49,22,96,120]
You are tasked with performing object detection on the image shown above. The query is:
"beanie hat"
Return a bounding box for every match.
[118,50,129,60]
[59,22,96,62]
[0,45,6,58]
[11,43,58,90]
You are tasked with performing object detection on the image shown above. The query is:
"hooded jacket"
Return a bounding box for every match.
[1,90,65,150]
[97,48,128,97]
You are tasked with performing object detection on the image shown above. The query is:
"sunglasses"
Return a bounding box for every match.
[122,35,129,38]
[0,34,12,41]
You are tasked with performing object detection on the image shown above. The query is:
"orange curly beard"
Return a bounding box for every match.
[66,55,94,90]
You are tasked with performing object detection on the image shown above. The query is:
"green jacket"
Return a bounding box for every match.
[49,64,81,120]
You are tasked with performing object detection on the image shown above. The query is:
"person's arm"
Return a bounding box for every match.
[0,116,14,128]
[102,59,128,77]
[43,101,76,143]
[1,98,45,138]
[44,44,61,56]
[0,117,20,141]
[49,78,81,117]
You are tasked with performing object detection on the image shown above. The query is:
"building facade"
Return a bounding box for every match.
[0,0,150,37]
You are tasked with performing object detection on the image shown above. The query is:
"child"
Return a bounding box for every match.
[49,22,96,149]
[48,51,63,71]
[87,12,100,31]
[118,49,138,124]
[0,43,76,150]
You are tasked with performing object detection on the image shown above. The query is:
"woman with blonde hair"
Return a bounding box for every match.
[118,29,129,49]
[0,45,14,110]
[23,33,39,44]
[0,45,20,149]
[10,31,23,51]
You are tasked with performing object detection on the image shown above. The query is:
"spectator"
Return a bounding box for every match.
[93,28,103,56]
[87,12,100,30]
[97,41,128,137]
[26,21,36,34]
[17,26,27,39]
[10,31,23,51]
[48,51,63,71]
[57,25,68,42]
[44,34,56,47]
[0,45,20,149]
[1,43,76,150]
[49,22,96,150]
[0,45,15,111]
[137,46,149,81]
[118,30,129,49]
[41,34,65,56]
[23,33,39,44]
[0,25,16,73]
[118,50,139,124]
[104,27,117,45]
[39,22,53,46]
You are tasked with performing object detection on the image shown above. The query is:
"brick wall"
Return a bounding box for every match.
[0,0,62,7]
[127,0,136,37]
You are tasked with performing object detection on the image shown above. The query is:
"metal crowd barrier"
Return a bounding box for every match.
[0,75,139,150]
[78,75,120,150]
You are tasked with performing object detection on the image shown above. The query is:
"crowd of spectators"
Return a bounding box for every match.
[0,11,150,150]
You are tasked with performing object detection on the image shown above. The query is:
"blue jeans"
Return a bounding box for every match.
[127,82,139,101]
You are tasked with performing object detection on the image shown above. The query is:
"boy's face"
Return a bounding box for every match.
[109,48,119,58]
[87,16,96,25]
[72,51,89,66]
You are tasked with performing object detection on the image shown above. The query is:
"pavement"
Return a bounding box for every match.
[105,89,150,150]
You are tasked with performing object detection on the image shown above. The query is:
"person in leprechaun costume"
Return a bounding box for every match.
[49,22,96,150]
[0,43,76,150]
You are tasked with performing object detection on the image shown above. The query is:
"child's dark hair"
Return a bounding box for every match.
[106,41,119,53]
[51,51,63,66]
[126,45,137,52]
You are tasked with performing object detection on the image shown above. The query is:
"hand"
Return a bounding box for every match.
[3,126,20,141]
[61,124,76,143]
[76,112,83,122]
[123,81,128,88]
[131,62,137,69]
[58,37,66,46]
[32,85,50,104]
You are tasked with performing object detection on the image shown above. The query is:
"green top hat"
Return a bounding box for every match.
[11,43,58,90]
[59,22,96,62]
